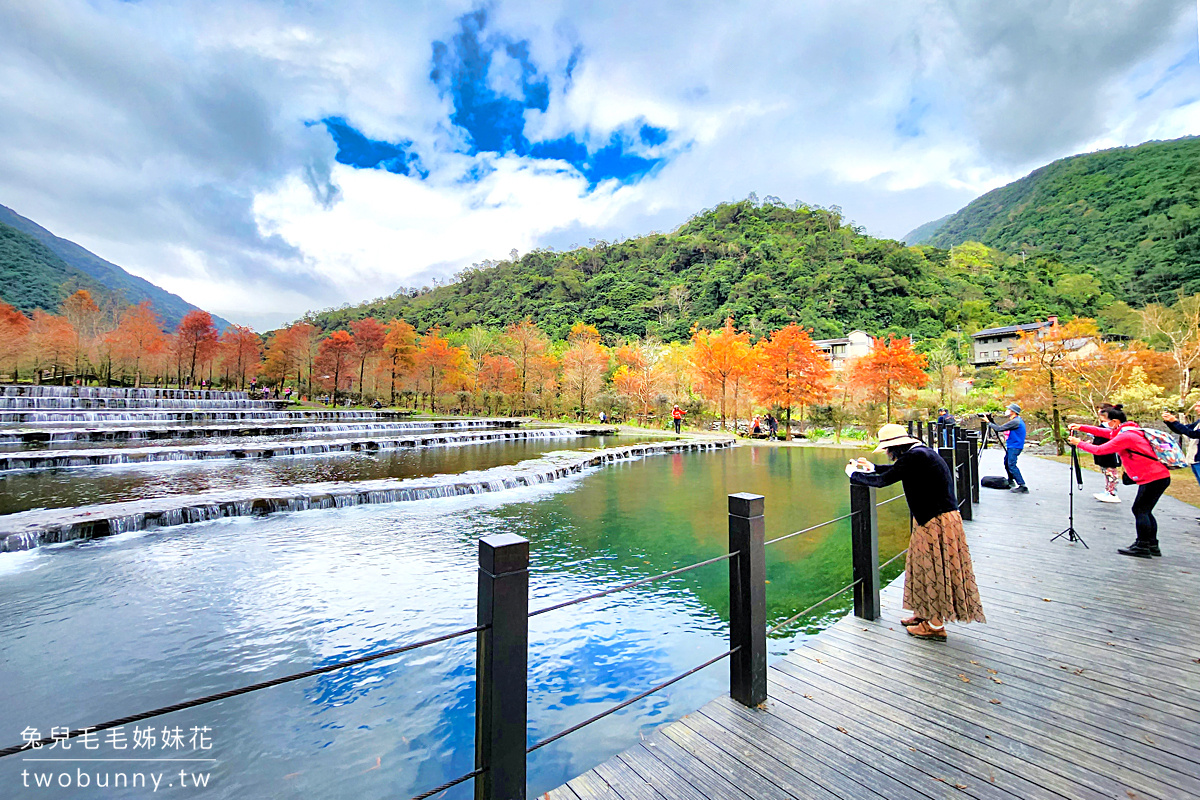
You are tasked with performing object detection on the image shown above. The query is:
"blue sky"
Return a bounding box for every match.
[0,0,1196,329]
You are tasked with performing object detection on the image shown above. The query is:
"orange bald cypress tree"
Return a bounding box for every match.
[750,324,831,439]
[316,329,357,405]
[691,318,751,430]
[0,302,31,381]
[415,328,468,412]
[848,335,928,421]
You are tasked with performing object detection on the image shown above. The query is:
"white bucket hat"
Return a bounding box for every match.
[873,423,922,452]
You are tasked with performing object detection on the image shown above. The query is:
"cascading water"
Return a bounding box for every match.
[0,427,592,470]
[0,439,733,552]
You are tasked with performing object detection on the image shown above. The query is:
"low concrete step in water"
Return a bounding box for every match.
[0,427,602,471]
[1,385,255,401]
[0,409,414,424]
[0,418,525,445]
[0,438,736,552]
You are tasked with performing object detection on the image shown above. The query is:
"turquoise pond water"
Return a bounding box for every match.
[0,443,906,799]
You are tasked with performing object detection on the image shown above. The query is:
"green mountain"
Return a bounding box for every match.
[917,136,1200,299]
[304,198,1119,343]
[0,204,231,330]
[0,221,108,312]
[902,213,952,245]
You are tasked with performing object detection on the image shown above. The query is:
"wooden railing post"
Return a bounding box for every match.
[955,436,972,520]
[938,443,957,503]
[728,493,767,707]
[849,483,880,621]
[476,534,529,800]
[966,430,981,504]
[926,421,937,449]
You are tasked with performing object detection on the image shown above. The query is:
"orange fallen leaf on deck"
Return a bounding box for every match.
[1042,598,1051,602]
[957,674,971,683]
[987,669,998,675]
[804,694,814,699]
[989,699,1001,704]
[837,726,848,734]
[969,660,980,665]
[991,678,1003,684]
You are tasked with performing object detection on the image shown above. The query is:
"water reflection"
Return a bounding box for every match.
[0,446,904,799]
[0,435,664,514]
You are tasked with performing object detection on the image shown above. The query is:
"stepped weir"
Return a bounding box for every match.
[0,384,729,553]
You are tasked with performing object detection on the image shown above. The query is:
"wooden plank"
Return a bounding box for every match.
[768,657,1113,800]
[566,769,626,800]
[658,715,840,800]
[616,742,740,800]
[823,622,1200,750]
[780,647,1187,800]
[755,686,1024,800]
[680,703,905,800]
[808,628,1200,783]
[769,661,1112,800]
[695,697,978,800]
[592,757,667,800]
[545,783,585,800]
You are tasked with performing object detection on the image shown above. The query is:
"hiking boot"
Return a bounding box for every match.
[1117,543,1154,558]
[1093,492,1120,503]
[1010,484,1029,494]
[1148,543,1162,557]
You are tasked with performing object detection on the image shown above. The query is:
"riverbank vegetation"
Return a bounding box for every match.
[3,287,1197,447]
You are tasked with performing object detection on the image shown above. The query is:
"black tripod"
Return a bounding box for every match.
[1051,444,1088,547]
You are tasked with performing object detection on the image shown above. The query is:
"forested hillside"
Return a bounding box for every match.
[0,204,230,330]
[0,221,108,313]
[912,136,1200,299]
[306,199,1122,342]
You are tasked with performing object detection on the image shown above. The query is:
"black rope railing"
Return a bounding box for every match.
[765,511,856,546]
[526,646,739,754]
[876,494,905,506]
[767,579,862,636]
[0,623,486,759]
[881,547,909,570]
[529,551,739,618]
[410,767,485,800]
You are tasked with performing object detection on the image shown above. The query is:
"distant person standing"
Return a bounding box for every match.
[848,424,986,639]
[986,403,1028,493]
[766,413,778,439]
[599,410,607,424]
[1069,404,1170,558]
[671,404,684,435]
[936,407,955,447]
[1163,401,1200,487]
[1090,403,1122,503]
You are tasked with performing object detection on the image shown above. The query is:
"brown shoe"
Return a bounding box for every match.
[900,616,924,627]
[905,621,947,640]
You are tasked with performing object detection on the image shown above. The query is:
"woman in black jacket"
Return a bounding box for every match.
[849,424,986,640]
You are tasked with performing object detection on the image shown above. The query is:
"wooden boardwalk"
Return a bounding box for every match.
[550,450,1200,800]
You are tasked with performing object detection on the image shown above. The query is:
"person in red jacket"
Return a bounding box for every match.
[671,404,684,435]
[1068,404,1169,558]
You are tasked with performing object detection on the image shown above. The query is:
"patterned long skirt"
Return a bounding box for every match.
[903,510,986,623]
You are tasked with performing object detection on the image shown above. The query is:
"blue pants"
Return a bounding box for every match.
[1191,464,1200,488]
[1004,448,1025,487]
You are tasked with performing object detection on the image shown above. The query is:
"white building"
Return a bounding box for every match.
[813,330,874,369]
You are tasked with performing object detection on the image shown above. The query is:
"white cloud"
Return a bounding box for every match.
[0,0,1196,329]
